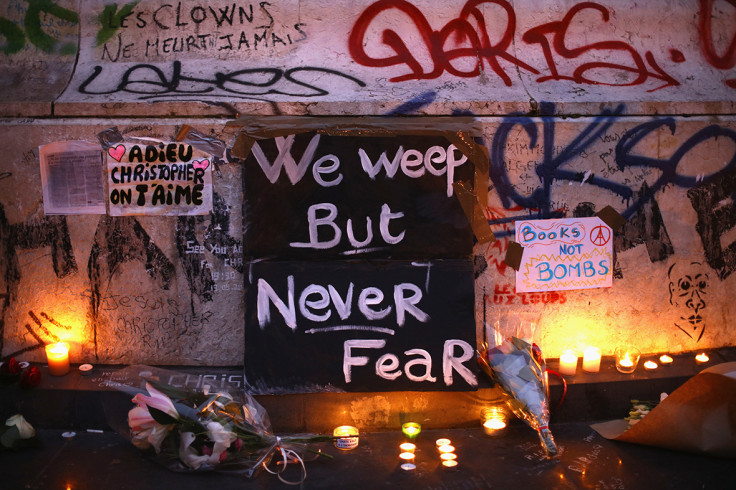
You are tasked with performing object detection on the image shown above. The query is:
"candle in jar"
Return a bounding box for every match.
[481,406,507,436]
[559,349,578,376]
[401,422,421,439]
[582,347,602,373]
[333,426,359,450]
[643,360,658,370]
[695,352,709,364]
[659,354,673,365]
[615,346,640,373]
[45,342,70,376]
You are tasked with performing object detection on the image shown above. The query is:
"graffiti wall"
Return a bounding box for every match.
[1,0,735,371]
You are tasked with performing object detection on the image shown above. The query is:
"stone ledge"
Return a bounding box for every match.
[2,347,733,433]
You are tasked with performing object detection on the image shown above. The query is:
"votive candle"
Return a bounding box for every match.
[615,346,640,374]
[333,425,359,450]
[399,442,416,453]
[643,360,658,371]
[582,347,602,373]
[45,342,70,376]
[559,349,578,376]
[401,422,421,439]
[659,354,673,365]
[695,352,709,364]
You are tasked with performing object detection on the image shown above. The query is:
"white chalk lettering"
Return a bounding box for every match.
[404,348,437,382]
[312,154,342,187]
[251,133,321,184]
[289,202,405,250]
[344,339,386,382]
[358,144,467,197]
[376,353,401,380]
[443,339,478,387]
[256,276,428,330]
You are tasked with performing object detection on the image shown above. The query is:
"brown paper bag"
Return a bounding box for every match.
[591,362,736,458]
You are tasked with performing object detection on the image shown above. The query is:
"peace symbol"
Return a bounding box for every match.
[590,225,611,246]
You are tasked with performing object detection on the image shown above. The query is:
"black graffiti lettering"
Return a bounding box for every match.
[78,62,366,99]
[688,167,736,280]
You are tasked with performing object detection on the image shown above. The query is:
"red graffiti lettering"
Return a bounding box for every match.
[488,285,567,305]
[350,0,678,91]
[698,0,736,88]
[521,2,679,92]
[348,0,538,84]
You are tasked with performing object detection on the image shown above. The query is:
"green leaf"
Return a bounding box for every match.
[147,406,177,426]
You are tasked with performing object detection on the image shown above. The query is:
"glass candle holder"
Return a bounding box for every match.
[401,422,421,440]
[614,346,640,373]
[481,406,507,436]
[333,425,359,450]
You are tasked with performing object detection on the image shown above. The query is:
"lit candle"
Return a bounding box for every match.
[659,354,673,365]
[435,438,451,447]
[45,342,69,376]
[440,452,457,461]
[333,426,359,450]
[695,352,709,364]
[438,444,455,454]
[399,442,416,453]
[643,360,658,370]
[615,346,640,374]
[399,451,415,470]
[442,459,459,469]
[401,422,421,439]
[481,406,507,436]
[559,349,578,376]
[582,347,602,373]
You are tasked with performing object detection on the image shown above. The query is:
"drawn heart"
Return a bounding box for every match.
[193,159,210,170]
[108,145,125,162]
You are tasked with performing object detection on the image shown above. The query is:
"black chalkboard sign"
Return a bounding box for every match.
[244,260,477,393]
[242,132,474,260]
[242,129,477,393]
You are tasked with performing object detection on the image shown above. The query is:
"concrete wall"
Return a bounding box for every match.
[1,0,735,369]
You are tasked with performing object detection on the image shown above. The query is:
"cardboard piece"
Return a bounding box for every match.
[504,242,524,271]
[595,205,627,232]
[591,362,736,459]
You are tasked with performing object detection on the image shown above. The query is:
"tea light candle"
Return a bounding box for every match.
[399,442,416,453]
[435,438,451,447]
[401,422,421,439]
[333,425,359,450]
[582,347,602,373]
[438,444,455,454]
[399,451,415,470]
[442,459,459,469]
[45,342,70,376]
[615,346,640,374]
[78,363,94,376]
[695,352,709,364]
[559,349,578,376]
[643,360,658,371]
[440,452,457,461]
[481,406,507,436]
[659,354,673,365]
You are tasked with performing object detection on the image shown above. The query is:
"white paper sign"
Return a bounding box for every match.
[106,141,212,216]
[515,217,613,292]
[39,141,106,215]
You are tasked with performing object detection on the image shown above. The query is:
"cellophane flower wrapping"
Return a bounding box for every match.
[478,317,558,458]
[105,365,334,481]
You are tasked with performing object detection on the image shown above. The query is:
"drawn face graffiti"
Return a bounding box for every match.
[668,262,709,342]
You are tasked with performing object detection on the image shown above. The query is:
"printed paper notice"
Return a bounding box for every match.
[106,142,213,216]
[515,217,613,292]
[39,141,106,215]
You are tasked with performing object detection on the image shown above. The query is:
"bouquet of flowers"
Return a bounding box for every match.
[111,365,334,484]
[478,336,558,458]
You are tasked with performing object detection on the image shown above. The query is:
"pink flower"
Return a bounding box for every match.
[131,383,179,420]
